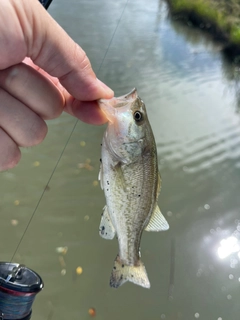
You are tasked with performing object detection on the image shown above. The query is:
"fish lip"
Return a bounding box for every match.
[115,88,138,101]
[98,89,138,123]
[98,99,117,123]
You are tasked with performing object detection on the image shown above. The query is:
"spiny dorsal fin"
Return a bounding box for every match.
[99,206,116,240]
[145,205,169,232]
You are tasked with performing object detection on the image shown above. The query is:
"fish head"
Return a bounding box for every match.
[99,89,153,162]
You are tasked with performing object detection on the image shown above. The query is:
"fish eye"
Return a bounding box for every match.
[133,111,143,122]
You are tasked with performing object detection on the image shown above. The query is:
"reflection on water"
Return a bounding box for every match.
[1,0,240,319]
[218,236,240,260]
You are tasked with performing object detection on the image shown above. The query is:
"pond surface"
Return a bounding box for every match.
[1,0,240,319]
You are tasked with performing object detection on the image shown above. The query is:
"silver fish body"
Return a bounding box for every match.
[98,89,169,289]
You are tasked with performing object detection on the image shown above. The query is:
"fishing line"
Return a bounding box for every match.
[10,0,130,263]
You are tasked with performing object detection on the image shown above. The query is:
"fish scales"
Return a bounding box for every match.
[102,154,156,265]
[98,89,169,289]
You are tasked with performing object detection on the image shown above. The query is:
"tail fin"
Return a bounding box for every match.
[110,255,150,289]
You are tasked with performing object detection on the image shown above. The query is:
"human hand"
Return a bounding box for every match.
[0,0,114,171]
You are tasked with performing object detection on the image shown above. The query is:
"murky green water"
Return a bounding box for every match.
[1,0,240,319]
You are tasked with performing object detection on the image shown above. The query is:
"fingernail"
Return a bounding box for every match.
[97,79,114,98]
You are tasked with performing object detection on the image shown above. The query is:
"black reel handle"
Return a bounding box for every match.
[39,0,53,10]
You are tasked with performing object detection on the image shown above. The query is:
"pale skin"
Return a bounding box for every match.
[0,0,114,171]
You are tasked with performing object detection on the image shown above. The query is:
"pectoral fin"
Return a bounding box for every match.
[98,163,104,190]
[114,162,127,191]
[145,205,169,232]
[99,205,116,240]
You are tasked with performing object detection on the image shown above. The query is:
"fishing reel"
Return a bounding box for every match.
[0,263,43,320]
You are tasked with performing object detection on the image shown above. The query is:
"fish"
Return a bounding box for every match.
[98,89,169,289]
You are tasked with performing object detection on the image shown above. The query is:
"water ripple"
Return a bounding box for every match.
[158,122,240,173]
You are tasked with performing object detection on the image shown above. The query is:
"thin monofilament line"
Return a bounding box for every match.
[10,121,78,262]
[10,0,129,263]
[97,0,129,72]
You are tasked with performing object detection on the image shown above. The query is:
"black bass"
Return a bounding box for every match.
[98,89,169,289]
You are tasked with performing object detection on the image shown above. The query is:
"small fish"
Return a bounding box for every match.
[98,89,169,289]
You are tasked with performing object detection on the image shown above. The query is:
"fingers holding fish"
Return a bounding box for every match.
[0,60,109,125]
[0,62,64,120]
[0,87,48,148]
[0,59,108,172]
[21,58,108,124]
[64,98,108,125]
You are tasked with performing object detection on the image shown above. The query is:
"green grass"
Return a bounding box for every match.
[167,0,240,46]
[230,25,240,44]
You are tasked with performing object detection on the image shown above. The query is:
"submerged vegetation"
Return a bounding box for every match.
[166,0,240,57]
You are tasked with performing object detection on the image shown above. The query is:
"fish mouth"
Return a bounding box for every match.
[98,98,117,123]
[115,88,138,102]
[98,89,138,123]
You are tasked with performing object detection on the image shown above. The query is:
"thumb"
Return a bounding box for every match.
[5,0,114,101]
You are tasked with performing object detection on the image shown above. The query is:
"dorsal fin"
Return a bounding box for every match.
[145,205,169,232]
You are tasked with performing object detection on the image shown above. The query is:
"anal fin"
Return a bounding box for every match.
[145,205,169,232]
[99,206,116,240]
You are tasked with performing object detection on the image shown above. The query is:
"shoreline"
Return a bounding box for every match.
[165,0,240,60]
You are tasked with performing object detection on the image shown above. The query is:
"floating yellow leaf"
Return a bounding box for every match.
[14,200,20,206]
[33,161,40,167]
[88,308,96,317]
[76,266,83,275]
[78,159,93,171]
[11,219,19,226]
[80,141,86,147]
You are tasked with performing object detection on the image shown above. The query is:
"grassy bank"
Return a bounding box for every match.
[166,0,240,57]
